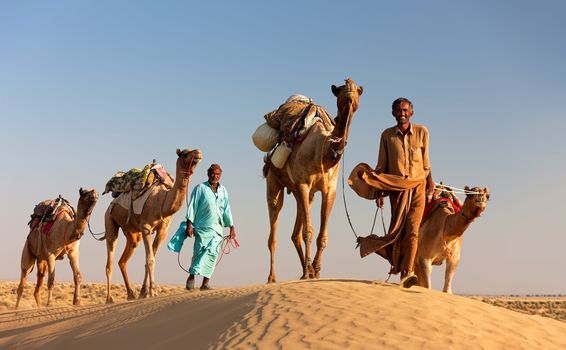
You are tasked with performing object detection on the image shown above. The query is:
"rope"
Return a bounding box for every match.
[177,248,190,274]
[341,153,359,239]
[435,184,482,195]
[176,235,239,273]
[87,217,106,241]
[215,236,240,266]
[340,153,386,240]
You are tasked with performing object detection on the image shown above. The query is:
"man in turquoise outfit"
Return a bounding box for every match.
[185,164,236,291]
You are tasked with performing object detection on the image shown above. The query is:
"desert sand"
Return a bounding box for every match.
[1,279,566,350]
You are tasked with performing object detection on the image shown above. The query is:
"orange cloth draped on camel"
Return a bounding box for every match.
[348,163,426,275]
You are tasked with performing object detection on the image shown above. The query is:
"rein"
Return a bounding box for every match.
[176,235,240,273]
[216,236,240,266]
[87,213,106,241]
[435,184,482,195]
[340,152,386,241]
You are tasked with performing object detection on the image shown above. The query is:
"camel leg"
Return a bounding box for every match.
[416,258,433,289]
[16,240,36,309]
[45,254,56,307]
[34,260,47,308]
[290,213,305,272]
[152,220,170,255]
[444,248,461,294]
[312,189,336,278]
[295,185,313,279]
[140,225,157,298]
[105,215,120,304]
[414,258,423,287]
[266,173,284,284]
[118,232,141,300]
[142,222,169,296]
[67,248,82,305]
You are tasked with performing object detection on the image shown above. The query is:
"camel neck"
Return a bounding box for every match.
[161,167,192,217]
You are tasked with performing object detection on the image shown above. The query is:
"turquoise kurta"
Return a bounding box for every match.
[186,181,234,278]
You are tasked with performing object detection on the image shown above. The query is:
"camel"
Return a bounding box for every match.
[15,188,99,309]
[264,78,363,283]
[104,148,201,303]
[415,186,490,293]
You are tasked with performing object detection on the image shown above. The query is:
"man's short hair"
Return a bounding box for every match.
[207,164,222,175]
[392,97,413,111]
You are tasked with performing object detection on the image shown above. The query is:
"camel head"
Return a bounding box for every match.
[75,188,99,240]
[78,187,99,212]
[331,77,363,118]
[331,78,363,142]
[176,148,202,176]
[463,186,490,218]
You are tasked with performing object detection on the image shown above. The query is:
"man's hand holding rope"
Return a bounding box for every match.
[185,220,194,238]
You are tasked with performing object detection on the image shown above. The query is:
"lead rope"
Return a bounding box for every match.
[340,154,394,283]
[216,236,240,266]
[177,181,192,273]
[340,153,385,241]
[435,184,482,195]
[88,218,106,241]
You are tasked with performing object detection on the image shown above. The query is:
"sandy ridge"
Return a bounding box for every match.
[2,280,566,350]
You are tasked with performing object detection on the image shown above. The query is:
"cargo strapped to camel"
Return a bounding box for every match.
[103,160,174,200]
[252,95,335,168]
[28,195,75,234]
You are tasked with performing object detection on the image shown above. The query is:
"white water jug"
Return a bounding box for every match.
[252,122,279,152]
[271,142,292,169]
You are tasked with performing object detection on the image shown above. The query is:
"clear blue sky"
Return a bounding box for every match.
[1,1,565,295]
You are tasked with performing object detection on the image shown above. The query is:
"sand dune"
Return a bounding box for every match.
[1,279,566,349]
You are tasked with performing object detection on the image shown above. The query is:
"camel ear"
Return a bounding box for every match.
[484,187,490,200]
[331,85,338,97]
[358,86,364,96]
[176,148,182,156]
[79,187,84,195]
[464,185,470,191]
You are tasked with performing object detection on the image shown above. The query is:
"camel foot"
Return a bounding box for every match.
[400,275,418,289]
[139,288,157,298]
[127,290,137,300]
[267,275,277,284]
[139,287,148,299]
[106,296,115,304]
[73,299,81,306]
[300,274,308,280]
[307,264,315,279]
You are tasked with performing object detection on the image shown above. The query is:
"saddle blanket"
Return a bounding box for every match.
[422,197,461,223]
[112,183,163,215]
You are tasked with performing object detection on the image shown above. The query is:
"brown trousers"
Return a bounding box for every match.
[348,163,426,276]
[389,181,426,275]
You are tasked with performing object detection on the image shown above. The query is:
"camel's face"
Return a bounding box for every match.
[465,186,490,215]
[176,148,202,174]
[79,188,99,207]
[332,78,363,114]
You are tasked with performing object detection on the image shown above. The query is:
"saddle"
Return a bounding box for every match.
[103,160,174,199]
[264,100,335,145]
[28,196,75,234]
[422,193,461,224]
